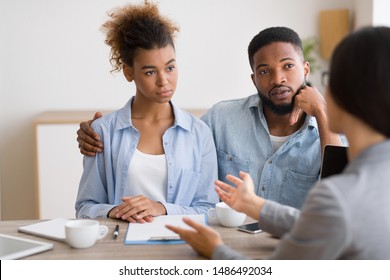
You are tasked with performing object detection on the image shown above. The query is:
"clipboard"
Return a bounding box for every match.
[124,214,206,245]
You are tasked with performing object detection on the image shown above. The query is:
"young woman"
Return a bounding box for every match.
[167,26,390,259]
[75,2,218,223]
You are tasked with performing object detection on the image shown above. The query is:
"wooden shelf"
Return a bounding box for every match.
[33,108,206,125]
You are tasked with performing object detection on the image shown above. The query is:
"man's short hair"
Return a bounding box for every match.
[248,26,303,70]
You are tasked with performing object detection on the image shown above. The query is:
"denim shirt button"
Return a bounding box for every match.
[227,155,233,161]
[262,186,266,192]
[268,160,272,164]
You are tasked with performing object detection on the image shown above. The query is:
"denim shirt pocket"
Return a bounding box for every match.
[174,169,201,205]
[217,149,252,179]
[281,169,318,209]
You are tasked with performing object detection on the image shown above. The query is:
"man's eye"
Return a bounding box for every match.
[167,66,175,71]
[259,69,269,75]
[145,71,156,75]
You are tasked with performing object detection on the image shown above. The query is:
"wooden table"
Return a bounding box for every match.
[0,218,279,260]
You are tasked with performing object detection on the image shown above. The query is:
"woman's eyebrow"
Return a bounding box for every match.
[141,58,176,70]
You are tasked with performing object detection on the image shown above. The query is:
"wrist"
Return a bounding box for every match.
[314,106,327,123]
[157,201,167,215]
[246,196,265,220]
[107,206,117,218]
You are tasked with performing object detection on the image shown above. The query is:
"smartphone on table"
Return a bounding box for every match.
[237,222,262,234]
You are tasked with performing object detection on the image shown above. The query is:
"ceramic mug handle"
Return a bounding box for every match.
[98,225,108,240]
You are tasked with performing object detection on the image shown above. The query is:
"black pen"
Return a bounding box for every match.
[113,224,119,239]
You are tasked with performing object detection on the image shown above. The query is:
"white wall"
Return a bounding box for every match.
[354,0,374,29]
[0,0,354,220]
[372,0,390,26]
[1,0,6,220]
[354,0,390,29]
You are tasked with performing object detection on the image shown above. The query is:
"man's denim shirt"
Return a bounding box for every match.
[201,94,321,209]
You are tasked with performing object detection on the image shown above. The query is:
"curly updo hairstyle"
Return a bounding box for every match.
[101,1,180,72]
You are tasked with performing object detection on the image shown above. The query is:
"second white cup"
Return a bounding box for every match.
[208,202,246,227]
[65,220,108,249]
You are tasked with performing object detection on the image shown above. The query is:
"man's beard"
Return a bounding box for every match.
[257,81,307,116]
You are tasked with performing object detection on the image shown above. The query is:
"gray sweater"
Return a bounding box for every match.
[214,140,390,260]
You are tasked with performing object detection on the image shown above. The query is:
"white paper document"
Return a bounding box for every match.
[124,214,206,244]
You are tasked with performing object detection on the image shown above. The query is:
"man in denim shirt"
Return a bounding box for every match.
[77,27,342,209]
[200,27,342,209]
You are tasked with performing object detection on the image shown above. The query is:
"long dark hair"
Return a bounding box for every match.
[329,26,390,137]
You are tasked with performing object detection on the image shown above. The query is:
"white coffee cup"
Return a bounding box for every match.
[65,220,108,249]
[208,202,246,227]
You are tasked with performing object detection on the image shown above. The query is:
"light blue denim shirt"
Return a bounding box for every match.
[76,97,219,218]
[201,94,321,209]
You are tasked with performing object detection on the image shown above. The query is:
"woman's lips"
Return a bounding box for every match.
[157,90,172,97]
